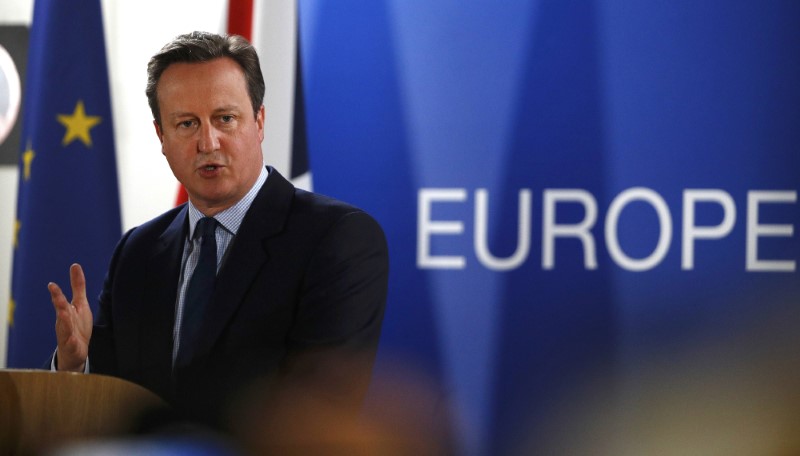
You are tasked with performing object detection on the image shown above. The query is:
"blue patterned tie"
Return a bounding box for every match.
[176,216,217,366]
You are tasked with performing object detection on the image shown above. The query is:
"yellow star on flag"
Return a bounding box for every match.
[7,297,15,327]
[22,141,35,180]
[57,100,102,147]
[13,219,20,248]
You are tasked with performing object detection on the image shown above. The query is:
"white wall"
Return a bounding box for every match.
[0,0,295,366]
[0,0,33,369]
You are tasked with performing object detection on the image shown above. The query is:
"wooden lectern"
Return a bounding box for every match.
[0,369,166,455]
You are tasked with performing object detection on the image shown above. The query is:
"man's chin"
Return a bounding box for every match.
[187,189,239,213]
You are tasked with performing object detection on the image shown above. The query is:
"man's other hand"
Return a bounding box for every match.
[49,263,93,372]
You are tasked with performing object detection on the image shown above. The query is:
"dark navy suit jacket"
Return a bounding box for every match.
[88,167,389,426]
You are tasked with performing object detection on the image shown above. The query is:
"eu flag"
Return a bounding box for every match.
[7,0,121,367]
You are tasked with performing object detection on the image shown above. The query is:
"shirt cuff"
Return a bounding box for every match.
[51,348,89,374]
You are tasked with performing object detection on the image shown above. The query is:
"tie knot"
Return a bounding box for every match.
[195,217,217,239]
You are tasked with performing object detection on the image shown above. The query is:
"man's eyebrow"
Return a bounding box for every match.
[212,105,242,113]
[166,111,195,120]
[166,106,242,120]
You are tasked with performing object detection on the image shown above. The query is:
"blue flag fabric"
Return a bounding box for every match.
[290,18,310,182]
[7,0,121,368]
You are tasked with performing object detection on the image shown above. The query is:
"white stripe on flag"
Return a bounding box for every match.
[252,0,298,181]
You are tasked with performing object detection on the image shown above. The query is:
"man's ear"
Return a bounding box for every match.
[153,119,163,144]
[256,105,265,142]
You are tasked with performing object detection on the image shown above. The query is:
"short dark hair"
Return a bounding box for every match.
[146,31,265,126]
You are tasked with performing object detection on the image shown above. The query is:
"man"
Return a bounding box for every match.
[48,31,388,429]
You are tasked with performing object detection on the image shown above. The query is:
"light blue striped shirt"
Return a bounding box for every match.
[172,166,268,363]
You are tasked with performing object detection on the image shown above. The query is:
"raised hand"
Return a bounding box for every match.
[48,263,93,372]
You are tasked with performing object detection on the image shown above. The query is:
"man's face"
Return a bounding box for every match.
[154,57,265,215]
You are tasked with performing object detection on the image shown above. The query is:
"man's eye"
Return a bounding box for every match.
[178,120,195,128]
[221,115,234,123]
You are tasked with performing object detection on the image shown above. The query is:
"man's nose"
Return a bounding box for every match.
[197,123,220,153]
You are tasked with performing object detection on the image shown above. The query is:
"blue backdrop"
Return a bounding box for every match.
[298,1,800,454]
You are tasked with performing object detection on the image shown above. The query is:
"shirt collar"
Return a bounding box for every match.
[187,166,269,238]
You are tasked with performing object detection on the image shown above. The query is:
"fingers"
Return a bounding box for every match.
[69,263,88,310]
[48,281,69,312]
[49,281,74,344]
[50,265,92,371]
[49,264,87,332]
[49,280,78,333]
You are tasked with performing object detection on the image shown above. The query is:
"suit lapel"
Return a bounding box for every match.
[141,206,187,378]
[193,167,295,358]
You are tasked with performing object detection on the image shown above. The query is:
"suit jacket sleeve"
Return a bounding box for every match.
[279,208,389,411]
[86,227,137,377]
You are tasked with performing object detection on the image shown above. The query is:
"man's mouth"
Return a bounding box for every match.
[197,164,223,176]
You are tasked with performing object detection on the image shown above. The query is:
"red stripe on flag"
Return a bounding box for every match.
[227,0,254,40]
[175,184,189,206]
[175,0,255,206]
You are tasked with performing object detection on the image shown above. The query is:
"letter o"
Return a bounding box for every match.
[605,188,672,271]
